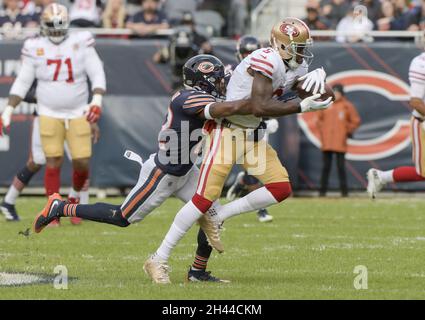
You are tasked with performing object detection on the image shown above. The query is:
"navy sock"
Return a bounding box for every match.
[60,202,130,227]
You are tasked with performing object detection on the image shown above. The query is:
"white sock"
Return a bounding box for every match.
[4,185,20,205]
[218,186,278,221]
[68,188,80,200]
[378,170,394,184]
[155,201,203,261]
[80,190,89,204]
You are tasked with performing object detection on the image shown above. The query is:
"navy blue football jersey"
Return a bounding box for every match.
[154,89,216,176]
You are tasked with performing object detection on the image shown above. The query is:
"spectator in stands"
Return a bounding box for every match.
[320,0,351,29]
[407,0,425,30]
[302,0,331,31]
[361,0,381,22]
[126,0,169,37]
[0,0,37,39]
[102,0,126,28]
[316,84,361,197]
[336,4,374,42]
[69,0,102,27]
[375,0,409,31]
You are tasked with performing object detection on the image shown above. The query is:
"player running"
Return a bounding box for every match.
[33,54,262,283]
[145,18,333,283]
[226,35,276,223]
[367,52,425,198]
[0,3,106,226]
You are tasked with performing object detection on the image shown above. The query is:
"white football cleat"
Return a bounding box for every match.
[366,168,385,199]
[143,255,171,284]
[198,207,224,253]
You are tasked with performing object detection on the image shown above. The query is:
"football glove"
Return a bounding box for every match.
[0,105,14,136]
[298,67,326,95]
[86,105,102,123]
[86,94,103,123]
[265,118,279,134]
[300,94,333,113]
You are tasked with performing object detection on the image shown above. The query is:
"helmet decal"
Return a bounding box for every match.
[279,23,300,38]
[198,61,215,74]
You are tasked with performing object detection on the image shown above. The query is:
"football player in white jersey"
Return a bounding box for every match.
[367,52,425,198]
[145,18,333,283]
[0,3,106,226]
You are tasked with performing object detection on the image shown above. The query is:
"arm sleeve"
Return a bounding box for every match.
[248,50,277,79]
[181,93,216,117]
[346,102,361,133]
[84,46,106,91]
[409,58,425,99]
[10,56,36,98]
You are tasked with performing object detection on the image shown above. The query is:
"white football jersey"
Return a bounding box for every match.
[226,47,308,128]
[409,52,425,119]
[11,31,106,119]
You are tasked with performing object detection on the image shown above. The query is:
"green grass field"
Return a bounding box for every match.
[1,196,425,299]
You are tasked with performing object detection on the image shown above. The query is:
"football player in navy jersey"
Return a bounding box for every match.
[33,54,257,283]
[226,35,275,223]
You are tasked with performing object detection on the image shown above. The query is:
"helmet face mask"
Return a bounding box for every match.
[41,3,69,44]
[270,18,314,70]
[183,55,226,99]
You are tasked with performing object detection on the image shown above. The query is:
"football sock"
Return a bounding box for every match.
[4,185,20,205]
[44,167,61,196]
[155,200,203,261]
[192,229,212,271]
[4,166,37,204]
[68,188,79,200]
[59,202,129,227]
[73,169,89,192]
[218,186,278,221]
[80,179,90,204]
[378,170,394,184]
[392,166,425,182]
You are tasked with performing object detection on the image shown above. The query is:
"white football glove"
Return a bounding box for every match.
[265,118,279,134]
[0,105,14,135]
[298,67,326,95]
[300,94,333,113]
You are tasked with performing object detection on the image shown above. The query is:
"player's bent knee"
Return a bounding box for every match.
[192,193,213,213]
[265,182,292,203]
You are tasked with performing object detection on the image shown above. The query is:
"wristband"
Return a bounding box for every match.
[204,103,214,120]
[90,94,103,107]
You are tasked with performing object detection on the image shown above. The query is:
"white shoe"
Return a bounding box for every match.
[366,168,385,199]
[143,255,171,284]
[198,207,224,253]
[226,171,245,201]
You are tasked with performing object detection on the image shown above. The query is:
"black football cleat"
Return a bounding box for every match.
[33,193,63,234]
[187,267,230,283]
[0,201,20,221]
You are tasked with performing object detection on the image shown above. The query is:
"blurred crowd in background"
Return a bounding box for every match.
[0,0,261,39]
[0,0,424,40]
[303,0,425,42]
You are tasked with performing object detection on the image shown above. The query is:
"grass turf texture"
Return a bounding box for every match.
[1,196,425,299]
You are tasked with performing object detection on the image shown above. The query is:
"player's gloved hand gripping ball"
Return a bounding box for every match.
[298,67,327,95]
[86,94,103,124]
[0,105,14,136]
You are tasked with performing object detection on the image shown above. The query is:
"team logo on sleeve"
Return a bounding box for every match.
[280,23,300,37]
[198,62,215,73]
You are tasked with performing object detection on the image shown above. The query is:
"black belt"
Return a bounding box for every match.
[414,116,424,123]
[221,119,267,142]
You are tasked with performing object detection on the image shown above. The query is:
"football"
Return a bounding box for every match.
[293,78,336,102]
